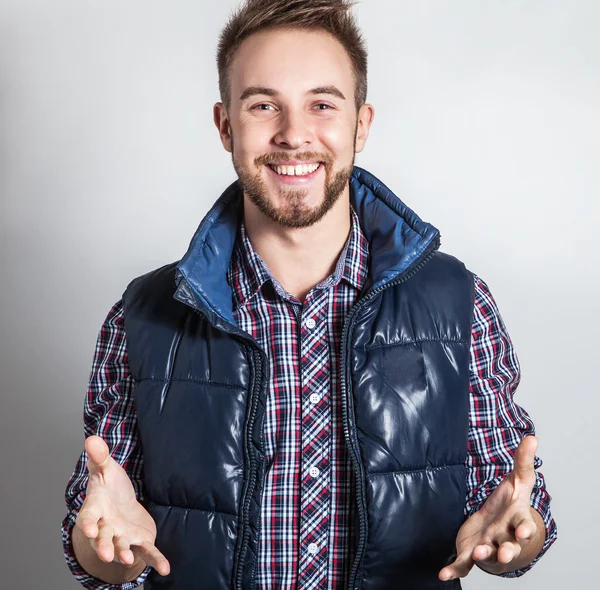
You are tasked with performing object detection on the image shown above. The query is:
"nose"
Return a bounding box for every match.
[273,109,314,150]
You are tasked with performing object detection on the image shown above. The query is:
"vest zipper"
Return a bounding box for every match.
[342,235,441,590]
[235,346,267,590]
[188,304,266,590]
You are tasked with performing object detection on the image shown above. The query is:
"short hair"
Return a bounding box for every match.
[217,0,368,110]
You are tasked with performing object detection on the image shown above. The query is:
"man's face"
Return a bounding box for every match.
[214,28,373,228]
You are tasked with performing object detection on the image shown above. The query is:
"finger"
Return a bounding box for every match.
[513,436,538,484]
[438,550,476,581]
[131,541,171,577]
[497,539,522,565]
[76,505,103,539]
[511,512,537,542]
[85,435,112,476]
[472,544,495,562]
[113,534,135,566]
[93,520,116,563]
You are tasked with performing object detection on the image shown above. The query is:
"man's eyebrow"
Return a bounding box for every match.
[238,85,346,101]
[239,86,278,101]
[309,86,346,100]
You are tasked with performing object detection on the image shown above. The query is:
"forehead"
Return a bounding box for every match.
[230,28,354,96]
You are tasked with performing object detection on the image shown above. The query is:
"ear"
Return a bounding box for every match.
[355,103,375,154]
[213,102,233,153]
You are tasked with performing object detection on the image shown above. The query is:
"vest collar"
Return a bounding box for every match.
[174,166,440,329]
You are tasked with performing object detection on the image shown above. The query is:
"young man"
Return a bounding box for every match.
[62,1,557,588]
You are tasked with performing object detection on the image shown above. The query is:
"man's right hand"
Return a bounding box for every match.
[74,435,171,580]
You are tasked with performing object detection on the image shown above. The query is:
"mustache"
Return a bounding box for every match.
[254,152,334,167]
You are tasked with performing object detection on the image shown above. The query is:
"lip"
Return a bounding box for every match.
[265,162,324,185]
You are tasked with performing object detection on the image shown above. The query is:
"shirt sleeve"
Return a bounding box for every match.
[465,274,558,577]
[61,300,151,589]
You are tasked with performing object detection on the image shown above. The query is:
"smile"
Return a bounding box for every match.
[267,162,322,177]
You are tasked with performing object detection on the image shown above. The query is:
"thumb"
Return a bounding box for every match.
[513,435,538,483]
[85,435,112,475]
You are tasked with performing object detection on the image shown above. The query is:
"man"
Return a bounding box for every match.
[62,1,557,588]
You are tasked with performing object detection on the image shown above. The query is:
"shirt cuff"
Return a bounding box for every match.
[61,495,152,589]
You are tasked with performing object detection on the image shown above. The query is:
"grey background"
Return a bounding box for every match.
[1,0,596,587]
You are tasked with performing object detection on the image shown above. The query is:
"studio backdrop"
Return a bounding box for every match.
[1,0,597,588]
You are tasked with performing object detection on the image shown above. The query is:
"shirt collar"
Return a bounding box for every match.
[227,206,369,310]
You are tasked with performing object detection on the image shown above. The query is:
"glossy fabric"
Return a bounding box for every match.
[121,167,474,589]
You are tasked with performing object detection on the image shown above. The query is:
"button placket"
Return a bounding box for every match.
[298,293,331,588]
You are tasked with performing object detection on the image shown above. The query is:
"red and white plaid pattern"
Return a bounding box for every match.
[227,209,368,589]
[62,209,556,590]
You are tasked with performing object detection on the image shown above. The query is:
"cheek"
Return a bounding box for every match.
[234,123,274,161]
[317,119,357,157]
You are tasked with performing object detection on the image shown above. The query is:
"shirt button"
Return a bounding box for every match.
[309,466,320,478]
[305,317,316,329]
[309,393,320,404]
[307,543,319,555]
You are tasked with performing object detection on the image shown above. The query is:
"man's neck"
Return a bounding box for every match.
[243,191,352,303]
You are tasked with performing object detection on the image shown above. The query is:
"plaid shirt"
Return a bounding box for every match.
[62,208,557,589]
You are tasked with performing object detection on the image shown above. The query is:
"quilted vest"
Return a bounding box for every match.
[121,167,474,589]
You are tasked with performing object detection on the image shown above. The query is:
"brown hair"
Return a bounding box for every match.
[217,0,367,110]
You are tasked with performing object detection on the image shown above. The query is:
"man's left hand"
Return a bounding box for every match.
[438,435,545,581]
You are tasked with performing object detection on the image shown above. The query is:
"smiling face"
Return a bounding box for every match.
[214,27,374,228]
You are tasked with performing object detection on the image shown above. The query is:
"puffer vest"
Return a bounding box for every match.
[121,167,474,589]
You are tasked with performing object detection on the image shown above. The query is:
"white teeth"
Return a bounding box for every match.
[271,163,320,176]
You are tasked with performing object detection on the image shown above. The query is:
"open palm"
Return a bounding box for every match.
[439,435,541,580]
[75,435,170,577]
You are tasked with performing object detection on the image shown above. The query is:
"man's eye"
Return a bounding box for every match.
[314,103,333,110]
[254,104,274,111]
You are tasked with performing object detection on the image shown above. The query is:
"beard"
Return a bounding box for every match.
[231,139,355,229]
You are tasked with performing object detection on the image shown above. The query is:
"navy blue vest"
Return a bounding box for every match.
[121,167,474,589]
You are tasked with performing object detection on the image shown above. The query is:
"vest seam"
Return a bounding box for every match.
[361,338,468,351]
[148,500,237,518]
[367,463,465,479]
[136,376,246,391]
